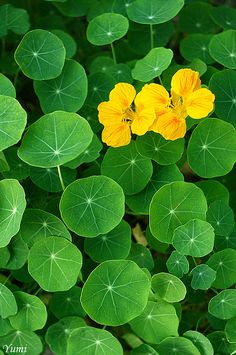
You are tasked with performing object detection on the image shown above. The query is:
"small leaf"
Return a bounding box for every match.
[166,251,189,278]
[183,330,214,355]
[0,330,43,355]
[151,272,186,303]
[209,30,236,69]
[206,200,234,237]
[190,264,216,290]
[209,289,236,320]
[0,284,17,319]
[0,4,30,37]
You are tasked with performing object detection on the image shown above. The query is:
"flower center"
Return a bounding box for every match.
[122,108,135,125]
[170,95,187,119]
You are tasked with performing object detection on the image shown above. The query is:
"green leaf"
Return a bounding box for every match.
[207,331,236,355]
[28,236,82,292]
[129,300,179,344]
[180,34,214,64]
[0,284,17,319]
[225,317,236,343]
[166,251,189,278]
[151,272,186,303]
[87,13,129,45]
[15,29,66,80]
[0,179,26,248]
[209,69,236,127]
[127,0,184,25]
[190,264,216,290]
[0,152,9,173]
[106,63,133,84]
[101,141,153,195]
[2,147,30,180]
[209,289,236,320]
[60,176,125,238]
[173,219,215,257]
[19,209,71,247]
[215,224,236,251]
[206,200,234,237]
[132,48,173,82]
[89,56,114,74]
[67,327,123,355]
[209,30,236,69]
[0,95,27,152]
[196,180,229,205]
[128,243,154,271]
[84,220,131,263]
[131,344,159,355]
[0,247,10,268]
[51,30,77,58]
[149,182,207,243]
[80,260,150,326]
[86,72,116,108]
[210,6,236,30]
[0,4,30,37]
[0,317,13,336]
[18,111,93,168]
[0,74,16,98]
[207,248,236,289]
[157,336,201,355]
[187,118,236,178]
[0,330,43,355]
[34,59,87,113]
[54,0,90,17]
[183,330,214,355]
[6,234,29,270]
[9,291,47,331]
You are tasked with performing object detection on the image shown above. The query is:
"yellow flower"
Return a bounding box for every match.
[98,83,156,147]
[142,69,215,140]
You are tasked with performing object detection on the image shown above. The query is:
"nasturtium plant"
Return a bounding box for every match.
[0,0,236,353]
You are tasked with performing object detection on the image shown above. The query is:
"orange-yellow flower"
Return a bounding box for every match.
[98,83,156,147]
[140,69,215,140]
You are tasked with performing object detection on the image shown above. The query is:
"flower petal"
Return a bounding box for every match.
[98,101,123,126]
[150,111,186,140]
[171,69,201,97]
[185,88,215,119]
[102,124,131,147]
[109,83,136,109]
[135,83,170,115]
[131,107,156,135]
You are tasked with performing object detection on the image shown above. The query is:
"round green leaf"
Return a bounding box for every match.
[51,30,77,58]
[127,0,184,25]
[87,13,129,45]
[196,180,230,205]
[151,272,186,303]
[6,234,29,270]
[149,182,207,243]
[0,330,43,355]
[129,300,179,344]
[106,63,133,84]
[157,336,201,355]
[0,73,16,98]
[209,30,236,69]
[207,248,236,289]
[18,111,93,168]
[67,327,123,355]
[28,236,82,292]
[0,284,17,319]
[0,247,10,268]
[0,4,30,37]
[183,330,214,355]
[2,147,30,180]
[84,220,131,263]
[0,179,26,248]
[15,29,66,80]
[190,264,216,290]
[132,48,173,82]
[187,118,236,178]
[101,141,153,195]
[215,224,236,251]
[0,95,27,152]
[180,34,214,64]
[81,260,150,326]
[209,289,236,320]
[209,69,236,127]
[131,344,159,355]
[173,219,215,257]
[0,317,13,336]
[207,331,236,355]
[60,176,125,238]
[166,251,189,278]
[0,152,9,173]
[89,56,114,74]
[210,6,236,30]
[225,317,236,343]
[9,291,47,331]
[86,72,116,108]
[34,59,87,113]
[206,200,234,237]
[128,243,154,271]
[54,0,89,17]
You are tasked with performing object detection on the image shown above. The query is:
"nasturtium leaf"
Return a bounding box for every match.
[206,200,234,237]
[180,34,214,64]
[89,56,114,74]
[207,331,236,355]
[2,147,30,180]
[210,6,236,30]
[101,141,153,195]
[129,300,179,344]
[6,234,29,270]
[67,327,123,355]
[46,317,86,355]
[131,344,159,355]
[15,29,66,80]
[128,243,154,271]
[225,317,236,343]
[183,330,214,355]
[209,30,236,69]
[0,330,43,355]
[87,13,129,45]
[166,251,189,278]
[19,209,71,247]
[190,264,216,290]
[149,182,207,243]
[132,48,173,82]
[187,118,236,178]
[215,224,236,251]
[0,152,9,173]
[18,111,93,168]
[209,69,236,127]
[9,291,47,331]
[81,260,150,326]
[0,247,10,268]
[151,273,186,303]
[127,0,184,25]
[136,132,184,165]
[54,0,89,17]
[28,236,82,292]
[207,248,236,289]
[34,59,87,113]
[0,284,17,319]
[51,30,77,58]
[86,72,116,108]
[196,180,230,205]
[188,58,207,76]
[106,63,133,84]
[0,317,13,336]
[49,286,86,319]
[60,176,125,238]
[0,4,30,37]
[157,336,201,355]
[0,95,27,152]
[84,220,131,263]
[209,289,236,320]
[173,219,215,257]
[0,179,26,248]
[0,74,16,98]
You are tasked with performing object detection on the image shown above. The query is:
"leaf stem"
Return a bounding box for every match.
[150,24,154,50]
[57,165,65,191]
[158,75,163,86]
[111,42,117,65]
[3,273,12,285]
[13,67,21,88]
[34,287,41,296]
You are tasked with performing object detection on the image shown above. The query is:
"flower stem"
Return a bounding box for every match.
[57,165,65,191]
[111,42,117,65]
[150,24,154,50]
